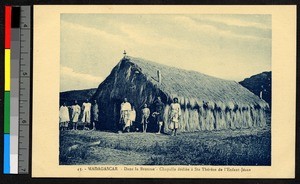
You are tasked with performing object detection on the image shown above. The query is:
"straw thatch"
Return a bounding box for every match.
[92,56,269,132]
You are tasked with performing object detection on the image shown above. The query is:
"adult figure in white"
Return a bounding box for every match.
[169,97,181,136]
[81,99,92,130]
[71,100,81,130]
[59,102,70,131]
[120,98,131,132]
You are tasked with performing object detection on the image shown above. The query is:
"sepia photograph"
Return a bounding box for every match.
[59,13,272,166]
[32,5,296,178]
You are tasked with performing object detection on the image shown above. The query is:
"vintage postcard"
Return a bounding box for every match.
[32,5,296,178]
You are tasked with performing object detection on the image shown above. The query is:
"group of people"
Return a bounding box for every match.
[59,99,99,131]
[59,96,182,136]
[119,96,182,136]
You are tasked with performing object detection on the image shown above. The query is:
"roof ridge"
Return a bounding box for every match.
[124,56,237,83]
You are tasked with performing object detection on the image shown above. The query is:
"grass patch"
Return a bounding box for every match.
[60,127,270,165]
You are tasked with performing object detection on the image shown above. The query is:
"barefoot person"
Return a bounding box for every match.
[92,100,99,130]
[59,102,70,131]
[152,97,165,134]
[71,100,81,130]
[120,98,131,132]
[141,104,150,133]
[169,97,181,136]
[81,99,92,130]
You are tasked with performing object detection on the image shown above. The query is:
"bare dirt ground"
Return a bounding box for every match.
[60,125,271,166]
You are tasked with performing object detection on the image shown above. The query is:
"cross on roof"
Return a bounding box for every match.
[123,50,127,57]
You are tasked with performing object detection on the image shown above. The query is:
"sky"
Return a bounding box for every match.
[60,14,271,92]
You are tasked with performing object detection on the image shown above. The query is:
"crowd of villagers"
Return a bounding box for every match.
[59,96,182,136]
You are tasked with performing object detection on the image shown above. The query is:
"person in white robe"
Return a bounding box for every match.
[120,98,131,132]
[168,98,181,136]
[127,106,136,132]
[81,99,92,130]
[59,102,70,131]
[71,100,81,130]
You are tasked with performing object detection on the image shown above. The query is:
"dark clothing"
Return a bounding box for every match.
[156,114,164,122]
[155,101,164,113]
[155,101,164,122]
[92,103,99,121]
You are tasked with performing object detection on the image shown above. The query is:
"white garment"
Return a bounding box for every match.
[170,103,181,122]
[59,106,70,122]
[71,104,81,122]
[121,102,131,128]
[129,110,136,121]
[121,102,131,111]
[81,102,91,123]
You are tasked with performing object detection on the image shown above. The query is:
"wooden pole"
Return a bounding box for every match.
[157,70,161,85]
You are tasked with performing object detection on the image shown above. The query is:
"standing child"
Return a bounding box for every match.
[152,97,165,134]
[128,106,136,132]
[141,104,150,133]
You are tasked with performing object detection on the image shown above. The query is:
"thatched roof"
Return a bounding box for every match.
[123,56,268,109]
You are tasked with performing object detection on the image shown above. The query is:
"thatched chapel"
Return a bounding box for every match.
[92,56,269,132]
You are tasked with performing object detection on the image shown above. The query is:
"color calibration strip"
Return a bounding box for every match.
[4,5,12,174]
[4,6,31,174]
